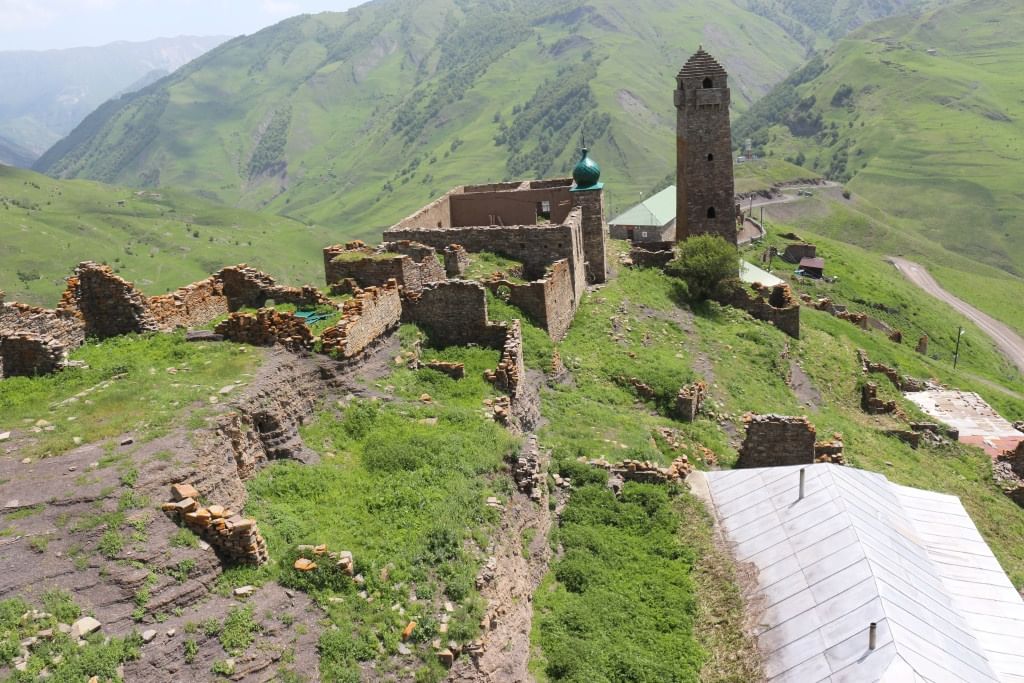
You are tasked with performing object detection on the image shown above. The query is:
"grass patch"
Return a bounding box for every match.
[531,483,704,681]
[0,331,259,459]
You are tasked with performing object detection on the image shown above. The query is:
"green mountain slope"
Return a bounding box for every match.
[33,0,832,234]
[0,166,333,306]
[735,0,1024,280]
[0,36,226,161]
[0,136,35,168]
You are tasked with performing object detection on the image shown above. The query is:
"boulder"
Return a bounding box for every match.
[70,617,101,639]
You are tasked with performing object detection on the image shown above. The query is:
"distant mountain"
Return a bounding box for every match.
[0,135,35,168]
[0,36,227,163]
[733,0,1024,279]
[33,0,925,237]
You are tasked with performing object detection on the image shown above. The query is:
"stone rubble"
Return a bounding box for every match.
[161,484,269,566]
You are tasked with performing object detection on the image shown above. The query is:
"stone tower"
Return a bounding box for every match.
[570,147,608,283]
[674,48,737,244]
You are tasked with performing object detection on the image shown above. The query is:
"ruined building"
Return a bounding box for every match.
[675,48,737,244]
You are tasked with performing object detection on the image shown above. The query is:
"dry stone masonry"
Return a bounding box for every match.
[215,309,314,351]
[676,381,708,422]
[162,484,269,566]
[323,240,447,293]
[319,282,402,359]
[737,414,817,468]
[726,282,800,339]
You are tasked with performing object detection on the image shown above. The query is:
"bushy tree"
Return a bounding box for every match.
[665,235,739,301]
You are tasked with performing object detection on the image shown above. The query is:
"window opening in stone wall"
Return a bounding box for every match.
[702,77,713,88]
[536,201,551,223]
[707,207,716,219]
[707,153,714,161]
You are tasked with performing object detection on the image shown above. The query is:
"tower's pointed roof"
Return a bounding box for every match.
[678,47,727,79]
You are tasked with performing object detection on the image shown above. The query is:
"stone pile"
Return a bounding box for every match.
[293,544,355,576]
[617,376,656,401]
[885,430,922,448]
[582,455,692,490]
[161,483,268,566]
[676,381,707,422]
[511,436,543,501]
[215,309,313,351]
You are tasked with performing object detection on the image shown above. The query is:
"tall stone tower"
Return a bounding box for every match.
[674,48,737,244]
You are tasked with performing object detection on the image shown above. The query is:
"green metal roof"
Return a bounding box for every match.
[609,185,676,227]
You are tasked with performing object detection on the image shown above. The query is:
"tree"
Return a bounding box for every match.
[665,235,739,302]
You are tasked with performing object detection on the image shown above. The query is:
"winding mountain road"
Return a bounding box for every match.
[889,257,1024,374]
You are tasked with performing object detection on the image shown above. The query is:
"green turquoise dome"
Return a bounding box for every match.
[572,148,601,189]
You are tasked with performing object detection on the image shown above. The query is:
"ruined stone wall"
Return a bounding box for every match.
[726,282,800,339]
[320,282,402,359]
[214,309,313,351]
[61,262,160,339]
[218,265,332,312]
[630,244,676,269]
[485,259,576,341]
[147,277,229,330]
[736,414,817,468]
[401,281,506,348]
[323,242,445,292]
[443,245,470,278]
[781,243,816,264]
[0,334,65,377]
[676,381,707,422]
[392,192,453,229]
[163,486,268,566]
[448,183,575,227]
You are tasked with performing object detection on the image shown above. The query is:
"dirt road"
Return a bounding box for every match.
[889,257,1024,374]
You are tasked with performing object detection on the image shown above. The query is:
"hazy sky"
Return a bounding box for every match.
[0,0,366,51]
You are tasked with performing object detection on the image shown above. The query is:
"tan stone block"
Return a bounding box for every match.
[401,621,416,641]
[170,483,199,501]
[294,558,317,572]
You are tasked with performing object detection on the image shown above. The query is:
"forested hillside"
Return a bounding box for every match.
[34,0,920,235]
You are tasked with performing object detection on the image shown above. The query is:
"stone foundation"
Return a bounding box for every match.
[857,349,928,392]
[629,241,675,269]
[861,382,899,415]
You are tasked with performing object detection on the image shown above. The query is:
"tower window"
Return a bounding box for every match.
[707,207,716,219]
[702,77,713,89]
[707,153,714,162]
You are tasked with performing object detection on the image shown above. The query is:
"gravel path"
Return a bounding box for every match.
[889,257,1024,374]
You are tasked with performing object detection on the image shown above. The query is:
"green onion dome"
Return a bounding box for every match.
[572,148,601,189]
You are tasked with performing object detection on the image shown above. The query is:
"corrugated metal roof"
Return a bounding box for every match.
[609,185,676,227]
[704,464,1024,682]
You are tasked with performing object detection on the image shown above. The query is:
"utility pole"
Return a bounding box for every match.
[953,326,964,369]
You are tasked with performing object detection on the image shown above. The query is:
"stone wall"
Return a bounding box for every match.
[781,243,816,264]
[0,334,66,377]
[736,414,817,468]
[856,349,928,392]
[61,262,160,339]
[861,382,898,415]
[323,241,446,292]
[675,381,707,422]
[629,244,676,269]
[443,245,470,277]
[162,484,268,566]
[571,188,607,283]
[217,265,332,312]
[484,259,576,341]
[401,281,506,348]
[726,282,800,339]
[214,309,313,351]
[148,277,229,329]
[320,282,402,359]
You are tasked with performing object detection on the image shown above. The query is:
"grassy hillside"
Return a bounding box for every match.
[33,0,834,233]
[0,166,334,306]
[736,0,1024,283]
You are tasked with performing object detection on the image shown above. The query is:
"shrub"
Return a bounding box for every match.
[278,546,356,594]
[98,529,124,558]
[665,235,739,302]
[220,605,259,656]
